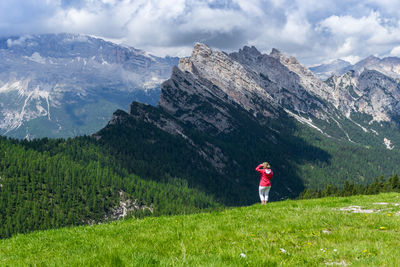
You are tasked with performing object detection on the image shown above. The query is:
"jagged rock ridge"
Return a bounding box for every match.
[159,43,337,136]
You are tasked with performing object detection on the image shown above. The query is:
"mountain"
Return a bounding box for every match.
[0,33,179,139]
[340,56,400,80]
[309,59,351,80]
[273,53,400,150]
[95,43,400,202]
[310,55,400,81]
[325,70,400,124]
[95,44,332,202]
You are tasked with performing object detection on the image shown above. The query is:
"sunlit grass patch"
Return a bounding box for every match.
[1,193,400,266]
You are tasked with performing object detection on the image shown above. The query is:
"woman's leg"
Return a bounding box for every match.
[263,186,271,203]
[259,186,266,204]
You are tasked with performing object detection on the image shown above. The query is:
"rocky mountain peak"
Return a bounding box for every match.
[270,48,282,57]
[192,42,213,57]
[364,55,380,61]
[332,59,350,64]
[175,43,274,115]
[159,43,351,139]
[267,48,334,104]
[269,48,298,65]
[309,59,351,80]
[351,55,381,71]
[237,45,262,60]
[311,54,400,81]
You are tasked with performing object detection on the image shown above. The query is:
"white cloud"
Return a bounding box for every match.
[341,55,362,65]
[6,36,31,47]
[316,11,400,62]
[318,13,379,36]
[336,37,356,56]
[390,46,400,56]
[281,11,312,44]
[318,11,400,43]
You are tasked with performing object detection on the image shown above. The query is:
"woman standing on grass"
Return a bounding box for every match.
[255,162,273,204]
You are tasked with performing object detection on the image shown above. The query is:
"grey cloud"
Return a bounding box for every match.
[169,28,251,49]
[1,0,400,65]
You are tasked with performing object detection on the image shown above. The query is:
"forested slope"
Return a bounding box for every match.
[0,136,221,239]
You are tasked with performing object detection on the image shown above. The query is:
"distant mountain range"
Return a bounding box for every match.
[310,55,400,80]
[0,33,178,138]
[2,33,400,142]
[309,59,351,80]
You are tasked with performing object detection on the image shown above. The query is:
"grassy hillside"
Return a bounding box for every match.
[2,193,400,266]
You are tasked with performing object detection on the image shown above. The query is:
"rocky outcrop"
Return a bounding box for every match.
[174,43,277,117]
[159,65,236,134]
[325,69,400,123]
[105,191,153,221]
[324,70,359,117]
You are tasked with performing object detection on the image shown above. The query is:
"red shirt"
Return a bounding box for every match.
[256,164,273,187]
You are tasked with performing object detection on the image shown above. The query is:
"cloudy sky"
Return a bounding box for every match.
[2,0,400,65]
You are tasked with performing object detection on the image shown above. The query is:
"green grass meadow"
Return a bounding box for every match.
[1,193,400,266]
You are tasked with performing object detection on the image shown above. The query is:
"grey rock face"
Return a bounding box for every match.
[158,43,335,137]
[268,48,337,113]
[158,43,400,150]
[325,69,400,123]
[177,43,275,114]
[231,46,332,120]
[160,66,236,134]
[0,33,178,138]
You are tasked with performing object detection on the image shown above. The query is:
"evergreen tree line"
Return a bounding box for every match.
[299,174,400,199]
